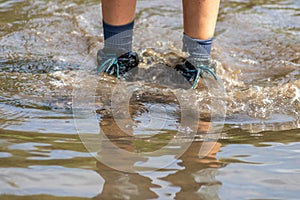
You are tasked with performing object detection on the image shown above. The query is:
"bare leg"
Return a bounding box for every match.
[102,0,137,25]
[182,0,220,40]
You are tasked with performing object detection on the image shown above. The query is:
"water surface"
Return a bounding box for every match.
[0,0,299,199]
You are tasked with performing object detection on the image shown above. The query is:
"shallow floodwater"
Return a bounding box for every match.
[0,0,300,199]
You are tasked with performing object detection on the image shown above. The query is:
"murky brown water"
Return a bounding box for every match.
[0,0,299,199]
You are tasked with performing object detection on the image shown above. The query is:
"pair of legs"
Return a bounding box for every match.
[99,0,220,88]
[102,0,220,40]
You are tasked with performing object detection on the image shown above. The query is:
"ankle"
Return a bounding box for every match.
[182,33,213,58]
[103,20,135,51]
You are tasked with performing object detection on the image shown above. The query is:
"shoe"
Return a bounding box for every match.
[175,57,218,89]
[97,47,139,78]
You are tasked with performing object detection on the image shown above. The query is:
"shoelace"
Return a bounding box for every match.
[97,57,122,78]
[190,64,218,89]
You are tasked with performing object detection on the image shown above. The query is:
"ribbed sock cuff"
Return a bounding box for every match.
[182,33,213,59]
[103,20,134,51]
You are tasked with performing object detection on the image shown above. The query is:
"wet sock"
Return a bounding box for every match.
[103,20,134,52]
[183,33,213,59]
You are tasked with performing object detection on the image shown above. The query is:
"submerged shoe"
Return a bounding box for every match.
[97,48,139,78]
[175,57,218,89]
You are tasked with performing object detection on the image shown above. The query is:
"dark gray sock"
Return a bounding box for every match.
[183,33,213,59]
[103,20,134,51]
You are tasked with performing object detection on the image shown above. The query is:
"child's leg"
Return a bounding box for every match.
[102,0,137,25]
[101,0,137,51]
[97,0,139,76]
[182,0,220,40]
[182,0,220,56]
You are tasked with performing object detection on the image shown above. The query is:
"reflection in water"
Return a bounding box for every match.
[161,141,222,200]
[94,102,224,199]
[95,142,223,200]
